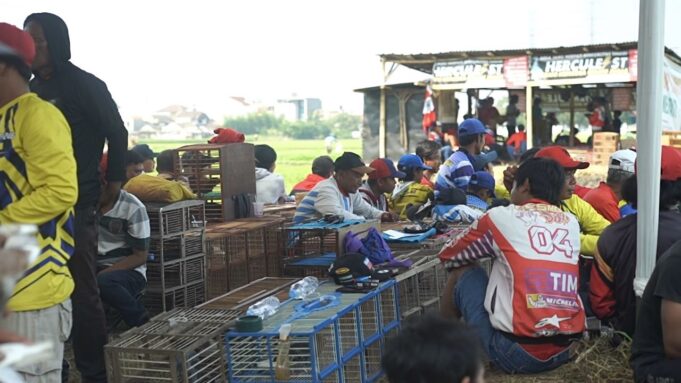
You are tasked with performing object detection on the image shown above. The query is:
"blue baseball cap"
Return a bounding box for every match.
[458,118,490,137]
[398,154,432,171]
[469,171,496,196]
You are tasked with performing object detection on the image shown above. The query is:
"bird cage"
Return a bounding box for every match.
[172,143,256,222]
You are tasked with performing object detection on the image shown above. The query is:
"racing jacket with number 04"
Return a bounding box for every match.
[439,199,586,338]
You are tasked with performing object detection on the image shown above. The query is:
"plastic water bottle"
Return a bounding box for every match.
[246,296,281,320]
[289,276,319,300]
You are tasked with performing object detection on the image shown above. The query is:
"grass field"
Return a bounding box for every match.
[137,138,362,192]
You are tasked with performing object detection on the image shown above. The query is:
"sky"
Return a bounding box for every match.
[4,0,681,118]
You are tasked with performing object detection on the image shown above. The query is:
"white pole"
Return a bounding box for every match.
[634,0,665,297]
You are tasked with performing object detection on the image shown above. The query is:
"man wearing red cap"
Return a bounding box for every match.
[359,158,404,211]
[0,22,77,382]
[590,146,681,337]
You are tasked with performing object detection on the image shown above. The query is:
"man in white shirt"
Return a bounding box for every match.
[294,152,398,224]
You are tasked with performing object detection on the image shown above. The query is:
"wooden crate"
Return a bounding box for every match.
[172,143,256,222]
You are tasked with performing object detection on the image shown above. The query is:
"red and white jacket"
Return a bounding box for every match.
[439,199,585,338]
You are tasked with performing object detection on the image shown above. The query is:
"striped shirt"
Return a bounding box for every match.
[293,178,383,224]
[1,93,78,312]
[98,190,150,277]
[435,150,475,191]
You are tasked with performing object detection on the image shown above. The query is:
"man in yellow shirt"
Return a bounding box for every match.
[0,23,77,382]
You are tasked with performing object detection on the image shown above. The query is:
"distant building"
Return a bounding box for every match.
[274,97,322,121]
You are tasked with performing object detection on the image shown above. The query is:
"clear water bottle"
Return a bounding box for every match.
[289,276,319,300]
[246,296,281,320]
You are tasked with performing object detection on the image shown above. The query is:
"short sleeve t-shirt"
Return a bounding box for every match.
[631,240,681,374]
[98,190,151,277]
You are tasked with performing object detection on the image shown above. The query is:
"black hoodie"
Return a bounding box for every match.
[25,13,128,209]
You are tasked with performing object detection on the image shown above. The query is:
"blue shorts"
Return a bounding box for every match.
[453,266,572,374]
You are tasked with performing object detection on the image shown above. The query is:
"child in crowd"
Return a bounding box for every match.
[415,140,442,188]
[254,144,288,204]
[392,154,434,219]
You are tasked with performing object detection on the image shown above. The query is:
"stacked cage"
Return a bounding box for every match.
[592,132,620,166]
[172,143,256,222]
[105,308,240,382]
[205,217,286,299]
[225,280,399,383]
[283,221,379,278]
[393,257,448,322]
[145,200,208,316]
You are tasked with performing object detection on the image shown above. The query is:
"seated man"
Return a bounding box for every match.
[465,171,495,212]
[440,158,584,374]
[382,314,485,383]
[97,152,151,328]
[359,158,404,211]
[415,140,441,188]
[131,144,157,173]
[392,154,434,219]
[583,149,636,223]
[590,146,681,336]
[124,150,145,184]
[290,155,334,194]
[156,149,192,190]
[631,240,681,382]
[506,124,527,159]
[254,144,287,204]
[293,152,398,224]
[435,119,487,192]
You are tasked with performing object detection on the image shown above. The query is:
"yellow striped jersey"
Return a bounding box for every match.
[0,93,78,311]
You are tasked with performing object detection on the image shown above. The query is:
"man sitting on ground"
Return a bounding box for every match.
[631,240,681,382]
[382,314,485,383]
[294,152,398,224]
[440,158,584,374]
[97,150,151,328]
[290,155,334,194]
[359,158,404,211]
[435,118,487,192]
[506,124,527,159]
[583,149,636,223]
[590,146,681,336]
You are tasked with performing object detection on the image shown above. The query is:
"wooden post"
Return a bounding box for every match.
[379,60,387,158]
[525,85,534,149]
[569,89,575,147]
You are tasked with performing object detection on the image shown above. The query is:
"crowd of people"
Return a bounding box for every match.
[1,12,681,383]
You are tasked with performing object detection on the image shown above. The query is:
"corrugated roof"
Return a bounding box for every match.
[379,42,681,74]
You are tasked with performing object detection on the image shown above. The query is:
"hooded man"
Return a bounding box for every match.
[24,13,129,382]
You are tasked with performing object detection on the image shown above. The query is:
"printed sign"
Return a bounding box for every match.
[529,50,637,83]
[432,56,528,89]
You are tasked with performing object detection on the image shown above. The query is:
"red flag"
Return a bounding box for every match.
[422,85,436,134]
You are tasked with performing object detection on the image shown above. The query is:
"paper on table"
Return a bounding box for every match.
[383,230,423,239]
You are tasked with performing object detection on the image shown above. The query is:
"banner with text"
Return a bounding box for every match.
[663,57,681,131]
[529,50,638,83]
[432,56,528,89]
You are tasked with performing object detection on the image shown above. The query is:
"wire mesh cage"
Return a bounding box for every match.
[205,218,286,298]
[105,308,239,383]
[394,257,446,320]
[283,221,379,277]
[199,277,299,311]
[225,281,399,383]
[147,253,206,291]
[145,280,206,316]
[145,200,206,238]
[172,143,256,222]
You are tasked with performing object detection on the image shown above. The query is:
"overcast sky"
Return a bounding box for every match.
[4,0,681,117]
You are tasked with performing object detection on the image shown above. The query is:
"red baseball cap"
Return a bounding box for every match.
[368,158,406,180]
[636,146,681,181]
[0,23,35,67]
[536,146,590,170]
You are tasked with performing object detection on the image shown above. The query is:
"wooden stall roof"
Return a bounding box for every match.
[379,42,681,74]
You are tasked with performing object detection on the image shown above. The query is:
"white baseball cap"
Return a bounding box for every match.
[609,149,637,173]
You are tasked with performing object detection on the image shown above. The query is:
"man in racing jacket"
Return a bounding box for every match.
[440,157,585,374]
